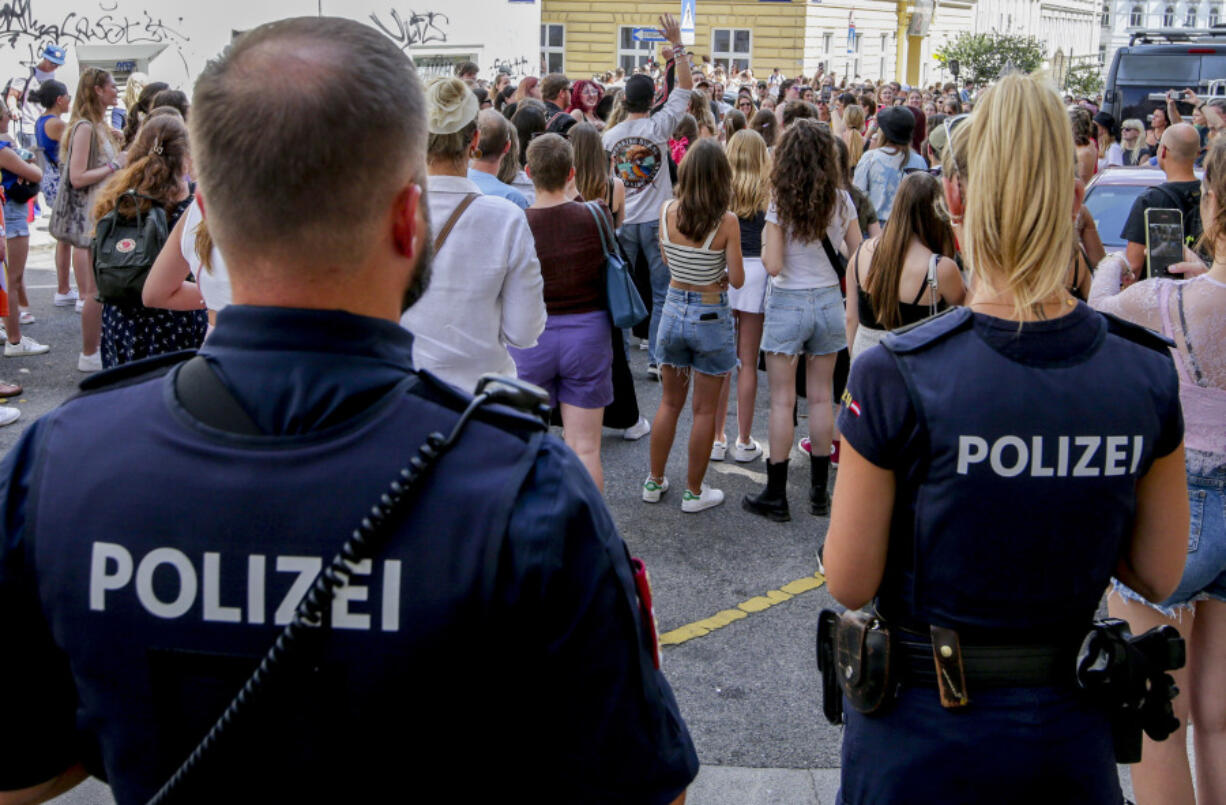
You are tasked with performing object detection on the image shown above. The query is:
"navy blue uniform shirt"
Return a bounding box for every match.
[0,306,698,803]
[833,304,1182,804]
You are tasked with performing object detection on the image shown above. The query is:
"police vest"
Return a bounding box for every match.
[27,359,550,802]
[878,307,1179,637]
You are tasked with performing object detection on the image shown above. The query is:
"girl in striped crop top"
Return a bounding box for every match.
[643,139,744,514]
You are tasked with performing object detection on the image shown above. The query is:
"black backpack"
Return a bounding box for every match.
[92,190,168,306]
[1152,183,1203,251]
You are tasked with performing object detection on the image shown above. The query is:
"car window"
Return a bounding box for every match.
[1085,184,1147,247]
[1116,53,1201,84]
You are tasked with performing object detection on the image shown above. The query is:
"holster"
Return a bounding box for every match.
[818,608,898,720]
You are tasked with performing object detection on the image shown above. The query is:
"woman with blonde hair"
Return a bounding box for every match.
[718,129,771,462]
[824,71,1188,802]
[92,115,206,367]
[58,67,126,372]
[687,90,717,139]
[571,121,624,226]
[1090,137,1226,805]
[841,104,866,167]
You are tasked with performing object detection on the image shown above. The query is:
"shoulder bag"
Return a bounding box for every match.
[49,120,99,248]
[433,192,479,253]
[587,201,647,328]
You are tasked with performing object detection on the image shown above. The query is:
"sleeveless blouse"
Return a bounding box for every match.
[659,201,726,285]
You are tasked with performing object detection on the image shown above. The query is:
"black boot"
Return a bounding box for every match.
[810,455,831,516]
[743,459,791,522]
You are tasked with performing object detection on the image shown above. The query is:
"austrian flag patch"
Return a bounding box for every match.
[841,389,861,417]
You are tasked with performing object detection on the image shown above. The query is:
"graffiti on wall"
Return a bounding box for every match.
[369,8,448,51]
[490,56,529,76]
[0,0,187,64]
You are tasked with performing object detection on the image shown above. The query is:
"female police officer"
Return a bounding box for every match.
[823,72,1190,803]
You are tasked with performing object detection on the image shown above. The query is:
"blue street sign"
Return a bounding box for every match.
[681,0,696,45]
[632,27,667,42]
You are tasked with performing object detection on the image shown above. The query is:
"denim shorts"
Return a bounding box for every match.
[656,287,736,376]
[3,198,27,238]
[761,284,847,356]
[1114,455,1226,614]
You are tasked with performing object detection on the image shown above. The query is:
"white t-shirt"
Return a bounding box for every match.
[12,67,54,135]
[1098,142,1124,172]
[602,87,692,226]
[765,190,856,290]
[181,198,232,313]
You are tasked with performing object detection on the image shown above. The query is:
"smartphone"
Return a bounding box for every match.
[1145,207,1184,279]
[821,87,832,102]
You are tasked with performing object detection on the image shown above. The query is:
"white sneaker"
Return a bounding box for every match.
[638,340,649,351]
[710,436,727,461]
[642,475,669,503]
[647,363,661,381]
[0,324,7,343]
[77,351,102,372]
[18,309,33,325]
[54,288,79,306]
[74,299,84,313]
[623,416,651,441]
[682,484,725,513]
[4,336,48,356]
[0,406,19,427]
[732,437,763,462]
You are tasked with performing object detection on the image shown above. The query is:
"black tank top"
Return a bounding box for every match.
[738,211,766,258]
[856,250,948,329]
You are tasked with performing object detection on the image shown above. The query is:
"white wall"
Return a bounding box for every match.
[0,0,539,95]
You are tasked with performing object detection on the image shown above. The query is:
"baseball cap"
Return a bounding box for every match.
[877,106,916,145]
[624,74,655,106]
[41,45,66,65]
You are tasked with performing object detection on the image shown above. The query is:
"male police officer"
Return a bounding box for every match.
[0,17,697,804]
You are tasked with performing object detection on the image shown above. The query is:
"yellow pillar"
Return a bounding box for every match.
[906,35,922,85]
[895,1,910,83]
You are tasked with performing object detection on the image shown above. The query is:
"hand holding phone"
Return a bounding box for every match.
[1145,207,1185,280]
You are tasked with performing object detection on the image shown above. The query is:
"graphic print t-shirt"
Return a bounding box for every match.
[602,87,692,226]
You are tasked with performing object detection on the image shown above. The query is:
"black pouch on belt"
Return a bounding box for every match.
[820,608,898,716]
[816,610,843,724]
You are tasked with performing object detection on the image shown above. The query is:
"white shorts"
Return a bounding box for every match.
[729,256,769,314]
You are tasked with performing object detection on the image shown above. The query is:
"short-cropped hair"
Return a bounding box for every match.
[526,132,572,192]
[190,16,425,269]
[541,73,570,102]
[476,109,510,160]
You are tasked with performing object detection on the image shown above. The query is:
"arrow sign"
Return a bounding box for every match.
[632,27,667,42]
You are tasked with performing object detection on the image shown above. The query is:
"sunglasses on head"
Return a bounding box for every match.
[943,113,969,175]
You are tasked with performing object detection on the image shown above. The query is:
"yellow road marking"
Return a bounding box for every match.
[659,571,826,647]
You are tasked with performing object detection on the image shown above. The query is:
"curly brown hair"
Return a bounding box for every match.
[771,119,838,244]
[93,114,190,222]
[1201,137,1226,254]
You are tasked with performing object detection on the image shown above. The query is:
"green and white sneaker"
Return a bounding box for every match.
[642,475,670,503]
[681,484,725,513]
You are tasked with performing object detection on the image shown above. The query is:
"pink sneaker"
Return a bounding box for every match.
[798,437,811,455]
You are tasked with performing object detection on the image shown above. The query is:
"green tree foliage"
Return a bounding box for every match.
[1064,62,1105,99]
[934,32,1048,86]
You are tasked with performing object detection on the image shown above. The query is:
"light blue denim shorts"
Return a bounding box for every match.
[656,288,737,376]
[3,198,28,238]
[1115,455,1226,614]
[761,284,847,357]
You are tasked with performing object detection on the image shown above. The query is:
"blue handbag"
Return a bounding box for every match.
[586,201,647,328]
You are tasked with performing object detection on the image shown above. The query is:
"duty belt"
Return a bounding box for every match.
[900,637,1077,690]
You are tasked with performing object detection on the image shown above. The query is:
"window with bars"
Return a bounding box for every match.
[540,24,564,74]
[618,26,655,73]
[711,28,751,73]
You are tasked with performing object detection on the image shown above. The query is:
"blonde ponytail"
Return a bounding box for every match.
[963,73,1074,319]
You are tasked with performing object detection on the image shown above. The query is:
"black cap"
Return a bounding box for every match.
[1092,111,1119,140]
[624,74,655,107]
[877,106,915,145]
